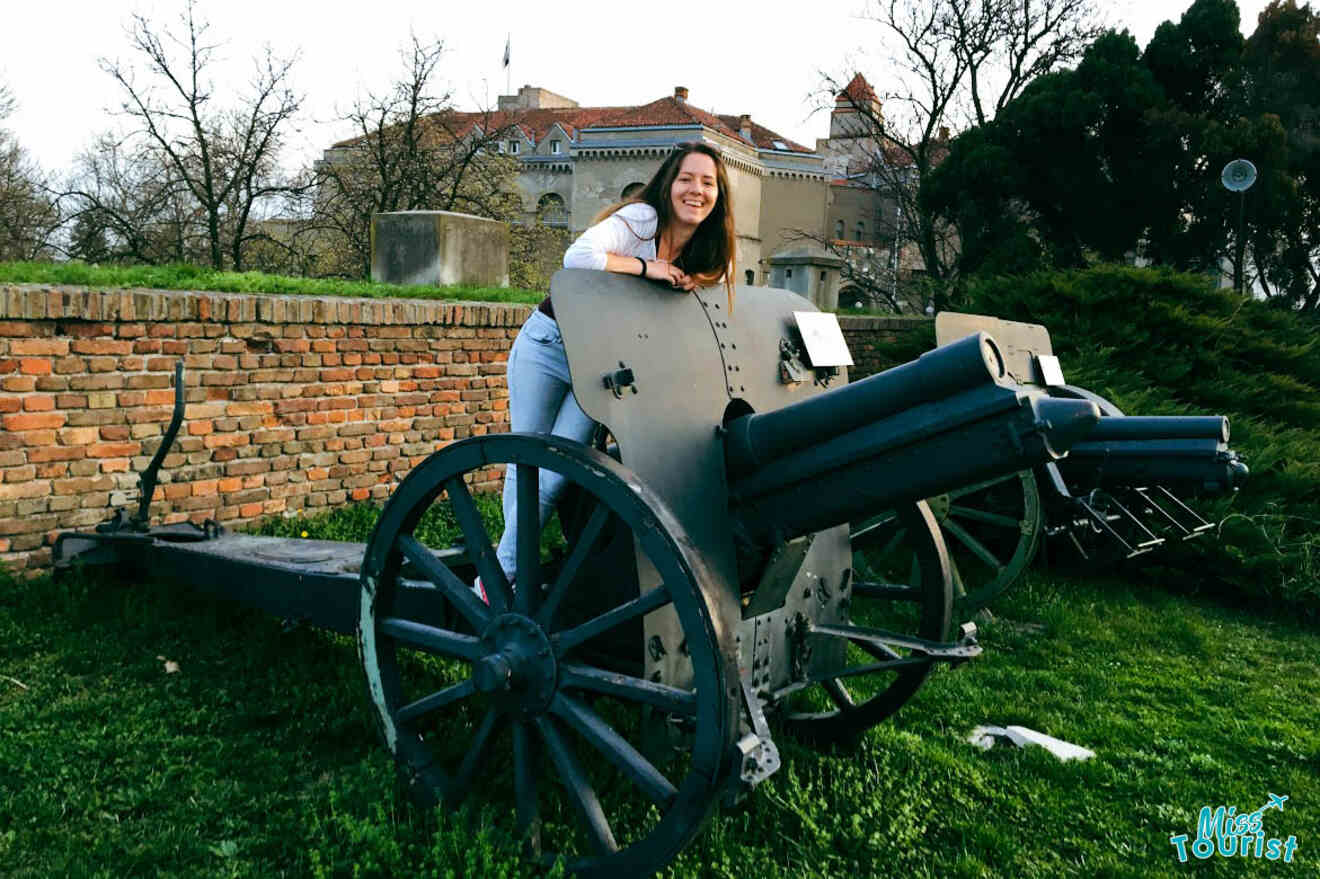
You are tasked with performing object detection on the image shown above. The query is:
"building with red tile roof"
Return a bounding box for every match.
[328,82,920,307]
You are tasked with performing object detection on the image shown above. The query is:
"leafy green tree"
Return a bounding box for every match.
[926,0,1320,309]
[1242,0,1320,308]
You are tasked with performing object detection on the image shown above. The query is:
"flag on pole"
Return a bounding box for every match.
[503,35,511,68]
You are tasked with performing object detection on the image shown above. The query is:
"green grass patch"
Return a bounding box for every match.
[0,261,544,305]
[2,561,1315,877]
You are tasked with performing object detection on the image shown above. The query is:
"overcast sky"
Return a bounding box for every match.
[1,0,1278,176]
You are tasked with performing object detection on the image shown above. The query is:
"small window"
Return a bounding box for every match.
[744,269,754,285]
[508,140,519,154]
[785,268,793,279]
[855,221,865,241]
[550,140,561,154]
[820,271,827,282]
[834,219,844,239]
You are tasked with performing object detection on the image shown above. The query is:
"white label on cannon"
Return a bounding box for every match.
[1036,354,1066,386]
[793,311,854,367]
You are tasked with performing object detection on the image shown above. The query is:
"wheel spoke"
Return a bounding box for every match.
[515,464,541,616]
[398,535,492,631]
[941,518,1004,571]
[445,476,511,613]
[852,581,925,602]
[851,511,898,544]
[513,722,540,848]
[948,505,1021,529]
[882,527,908,559]
[948,472,1017,500]
[380,617,484,661]
[551,693,677,808]
[397,679,476,725]
[534,716,618,854]
[537,502,611,627]
[553,585,672,654]
[447,708,503,805]
[822,678,855,709]
[559,663,697,717]
[819,657,931,680]
[854,636,903,662]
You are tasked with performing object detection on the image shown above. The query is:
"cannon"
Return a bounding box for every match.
[53,274,1100,877]
[855,311,1248,614]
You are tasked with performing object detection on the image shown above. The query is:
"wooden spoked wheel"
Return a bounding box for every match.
[358,434,735,878]
[922,470,1044,616]
[783,502,953,744]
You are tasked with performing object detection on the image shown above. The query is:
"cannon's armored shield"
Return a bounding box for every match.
[551,270,851,691]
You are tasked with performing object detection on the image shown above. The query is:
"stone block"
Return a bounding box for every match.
[371,211,509,289]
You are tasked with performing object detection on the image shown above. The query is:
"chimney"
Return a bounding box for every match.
[674,86,688,103]
[738,114,752,139]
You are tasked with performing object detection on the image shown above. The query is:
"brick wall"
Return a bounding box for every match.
[0,285,933,574]
[838,314,935,378]
[0,285,526,573]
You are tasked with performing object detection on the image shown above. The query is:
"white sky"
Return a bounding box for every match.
[1,0,1278,176]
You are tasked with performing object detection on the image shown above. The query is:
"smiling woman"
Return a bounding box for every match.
[489,142,738,590]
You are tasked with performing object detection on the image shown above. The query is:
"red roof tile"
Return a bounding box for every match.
[332,93,815,155]
[838,73,877,106]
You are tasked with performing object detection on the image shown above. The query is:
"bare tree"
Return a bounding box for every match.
[98,0,303,270]
[62,134,204,264]
[811,0,1103,307]
[0,80,62,261]
[307,35,521,277]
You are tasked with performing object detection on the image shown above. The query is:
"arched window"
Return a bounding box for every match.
[537,192,568,226]
[744,269,755,286]
[834,219,844,239]
[621,182,645,199]
[855,221,865,241]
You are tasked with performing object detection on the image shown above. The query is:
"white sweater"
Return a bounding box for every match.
[562,202,659,270]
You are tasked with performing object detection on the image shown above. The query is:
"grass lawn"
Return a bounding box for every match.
[0,261,545,305]
[2,533,1315,878]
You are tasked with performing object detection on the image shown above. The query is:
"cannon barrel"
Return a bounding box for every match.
[1085,415,1229,443]
[725,335,1101,544]
[1059,437,1247,494]
[724,332,1007,479]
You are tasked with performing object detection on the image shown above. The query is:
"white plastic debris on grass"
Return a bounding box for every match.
[969,725,1095,761]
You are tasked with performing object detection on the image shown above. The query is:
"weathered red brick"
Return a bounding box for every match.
[88,442,141,458]
[10,339,69,356]
[27,446,85,463]
[70,339,132,356]
[4,412,66,431]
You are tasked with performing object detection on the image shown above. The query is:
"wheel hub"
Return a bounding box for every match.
[477,613,557,716]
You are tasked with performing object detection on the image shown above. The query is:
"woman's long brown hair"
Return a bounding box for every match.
[592,141,737,307]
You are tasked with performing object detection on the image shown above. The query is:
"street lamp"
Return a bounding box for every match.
[1221,158,1257,295]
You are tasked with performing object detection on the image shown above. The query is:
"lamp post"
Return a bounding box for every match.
[1221,159,1257,296]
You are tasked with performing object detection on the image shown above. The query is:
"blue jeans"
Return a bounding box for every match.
[495,310,596,580]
